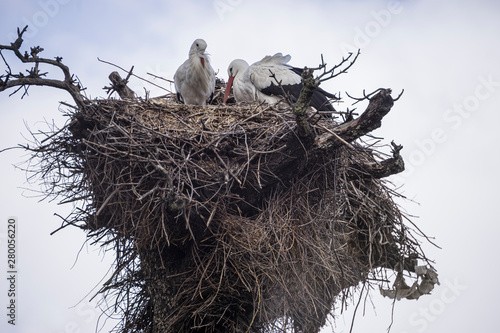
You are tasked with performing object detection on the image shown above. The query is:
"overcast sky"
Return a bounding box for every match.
[1,0,499,332]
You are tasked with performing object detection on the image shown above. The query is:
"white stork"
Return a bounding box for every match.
[174,39,216,106]
[223,53,336,114]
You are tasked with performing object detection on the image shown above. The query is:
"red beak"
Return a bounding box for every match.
[223,76,234,105]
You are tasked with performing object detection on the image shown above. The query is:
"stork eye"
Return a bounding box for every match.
[196,43,199,47]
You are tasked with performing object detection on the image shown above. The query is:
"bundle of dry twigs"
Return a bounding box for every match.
[21,92,436,333]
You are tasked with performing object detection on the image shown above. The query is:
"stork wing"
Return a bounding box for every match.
[174,60,189,103]
[248,53,302,97]
[249,53,337,113]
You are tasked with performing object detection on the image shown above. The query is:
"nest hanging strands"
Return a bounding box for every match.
[24,93,436,333]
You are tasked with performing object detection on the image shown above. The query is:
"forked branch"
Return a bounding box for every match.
[314,49,361,83]
[0,26,86,109]
[346,141,405,180]
[315,89,397,149]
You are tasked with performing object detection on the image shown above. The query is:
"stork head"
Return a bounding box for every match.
[223,59,249,104]
[190,39,208,68]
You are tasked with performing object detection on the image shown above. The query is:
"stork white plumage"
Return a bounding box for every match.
[223,53,336,114]
[174,39,216,106]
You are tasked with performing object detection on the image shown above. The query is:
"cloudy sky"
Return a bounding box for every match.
[1,0,499,332]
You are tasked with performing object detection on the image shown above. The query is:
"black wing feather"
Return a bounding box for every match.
[260,67,336,115]
[311,90,335,112]
[260,82,302,102]
[177,92,184,104]
[290,67,303,76]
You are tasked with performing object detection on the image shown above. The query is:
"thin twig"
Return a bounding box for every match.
[97,57,172,93]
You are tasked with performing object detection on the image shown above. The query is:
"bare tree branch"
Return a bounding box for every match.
[313,49,361,83]
[0,26,86,109]
[97,57,172,93]
[315,88,396,150]
[346,141,405,180]
[291,67,316,140]
[105,71,136,99]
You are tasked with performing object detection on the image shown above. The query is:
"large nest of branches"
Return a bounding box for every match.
[2,25,437,333]
[24,89,437,333]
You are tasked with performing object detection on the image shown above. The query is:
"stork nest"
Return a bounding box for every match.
[24,92,435,333]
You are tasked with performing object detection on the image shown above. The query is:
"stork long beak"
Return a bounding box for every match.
[199,50,208,68]
[223,76,234,105]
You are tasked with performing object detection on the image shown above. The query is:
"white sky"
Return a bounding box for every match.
[1,0,499,332]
